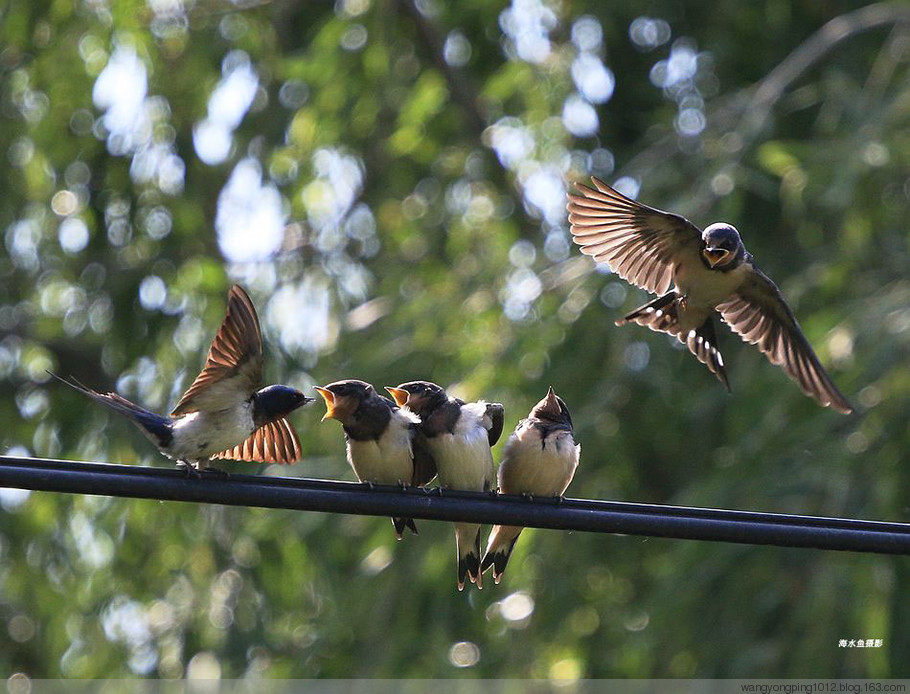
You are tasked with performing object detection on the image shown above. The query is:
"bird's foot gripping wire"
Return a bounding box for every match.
[177,460,200,479]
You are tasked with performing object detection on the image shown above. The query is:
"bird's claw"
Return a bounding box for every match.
[177,461,200,479]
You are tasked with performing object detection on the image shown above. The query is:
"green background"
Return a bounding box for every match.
[1,0,907,679]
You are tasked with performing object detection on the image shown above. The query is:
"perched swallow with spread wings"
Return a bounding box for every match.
[51,285,313,472]
[388,381,504,590]
[315,379,436,539]
[481,387,580,584]
[567,177,853,414]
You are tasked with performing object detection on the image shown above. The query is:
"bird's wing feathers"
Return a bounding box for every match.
[211,418,301,464]
[171,285,264,416]
[485,403,505,447]
[410,427,438,487]
[717,266,853,414]
[567,177,703,295]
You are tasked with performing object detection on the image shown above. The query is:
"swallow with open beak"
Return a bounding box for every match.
[481,387,580,584]
[388,380,504,590]
[568,177,853,414]
[50,285,313,473]
[315,379,436,538]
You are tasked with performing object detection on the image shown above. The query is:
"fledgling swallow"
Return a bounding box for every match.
[568,177,853,414]
[50,285,313,472]
[481,387,580,584]
[315,379,436,539]
[389,380,504,591]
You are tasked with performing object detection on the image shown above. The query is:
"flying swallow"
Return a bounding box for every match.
[315,379,436,538]
[481,387,580,584]
[389,380,504,590]
[50,285,313,472]
[568,177,853,414]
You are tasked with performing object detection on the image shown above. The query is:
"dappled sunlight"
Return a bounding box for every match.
[266,277,335,356]
[194,51,259,166]
[499,0,557,65]
[0,0,906,680]
[93,46,185,194]
[215,158,287,263]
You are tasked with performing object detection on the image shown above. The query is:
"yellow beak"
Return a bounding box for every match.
[384,387,410,408]
[314,386,337,421]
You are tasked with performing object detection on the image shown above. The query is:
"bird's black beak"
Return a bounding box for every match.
[703,247,731,268]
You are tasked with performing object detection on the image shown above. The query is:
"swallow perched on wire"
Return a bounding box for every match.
[388,380,504,590]
[568,177,853,414]
[481,387,580,584]
[50,285,313,473]
[315,379,436,539]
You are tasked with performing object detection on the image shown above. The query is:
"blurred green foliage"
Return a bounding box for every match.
[1,0,908,680]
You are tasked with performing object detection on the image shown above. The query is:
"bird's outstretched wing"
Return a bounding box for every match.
[211,418,301,464]
[567,177,704,296]
[171,285,264,416]
[717,266,853,414]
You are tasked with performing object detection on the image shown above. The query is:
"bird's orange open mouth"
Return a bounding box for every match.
[385,387,410,407]
[703,247,730,267]
[314,386,337,421]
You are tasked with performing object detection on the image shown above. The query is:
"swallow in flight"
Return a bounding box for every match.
[568,177,853,414]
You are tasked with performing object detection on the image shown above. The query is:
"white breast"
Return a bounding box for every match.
[168,402,256,461]
[673,262,749,331]
[429,405,494,492]
[346,409,416,485]
[675,260,748,307]
[498,423,580,497]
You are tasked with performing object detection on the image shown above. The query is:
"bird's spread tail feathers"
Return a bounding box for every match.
[616,294,730,390]
[392,517,418,540]
[616,291,679,328]
[480,525,523,584]
[455,523,483,591]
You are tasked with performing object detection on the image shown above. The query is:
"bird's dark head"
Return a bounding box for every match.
[702,223,745,270]
[253,385,313,426]
[386,380,448,416]
[314,379,375,424]
[531,386,573,429]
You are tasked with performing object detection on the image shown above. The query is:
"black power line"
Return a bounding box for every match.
[1,455,908,556]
